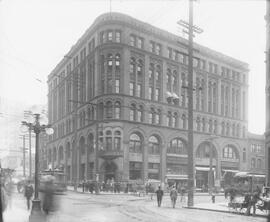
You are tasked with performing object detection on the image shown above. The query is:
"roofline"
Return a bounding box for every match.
[48,12,249,80]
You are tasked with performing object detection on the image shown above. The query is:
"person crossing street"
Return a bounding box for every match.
[170,186,178,208]
[155,185,164,207]
[24,180,33,210]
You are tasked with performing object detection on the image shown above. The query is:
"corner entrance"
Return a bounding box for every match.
[103,161,117,182]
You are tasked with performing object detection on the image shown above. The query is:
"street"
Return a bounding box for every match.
[4,190,266,222]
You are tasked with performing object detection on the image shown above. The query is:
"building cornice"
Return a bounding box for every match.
[48,12,249,80]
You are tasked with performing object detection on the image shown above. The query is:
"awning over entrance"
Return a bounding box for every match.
[166,174,188,180]
[195,167,216,171]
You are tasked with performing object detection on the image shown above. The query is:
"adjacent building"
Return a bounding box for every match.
[47,12,251,189]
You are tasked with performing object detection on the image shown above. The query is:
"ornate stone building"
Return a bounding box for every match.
[266,0,270,184]
[47,13,250,189]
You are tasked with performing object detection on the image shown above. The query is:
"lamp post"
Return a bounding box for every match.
[21,113,54,221]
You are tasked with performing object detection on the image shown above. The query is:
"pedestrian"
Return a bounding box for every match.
[5,181,13,209]
[246,191,261,216]
[42,180,55,215]
[155,185,164,207]
[180,186,186,203]
[170,186,178,208]
[24,180,34,210]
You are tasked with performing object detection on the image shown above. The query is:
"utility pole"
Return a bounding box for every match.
[178,0,203,207]
[95,120,100,194]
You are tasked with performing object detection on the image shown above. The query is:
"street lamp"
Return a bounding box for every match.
[21,113,54,221]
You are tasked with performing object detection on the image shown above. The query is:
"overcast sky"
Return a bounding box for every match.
[0,0,266,134]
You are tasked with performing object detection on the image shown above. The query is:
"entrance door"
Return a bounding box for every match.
[104,161,117,182]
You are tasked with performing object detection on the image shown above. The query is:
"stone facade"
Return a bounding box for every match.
[46,13,251,189]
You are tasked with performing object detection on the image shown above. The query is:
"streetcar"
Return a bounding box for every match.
[39,169,67,194]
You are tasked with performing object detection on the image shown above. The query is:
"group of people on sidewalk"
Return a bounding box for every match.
[155,185,187,208]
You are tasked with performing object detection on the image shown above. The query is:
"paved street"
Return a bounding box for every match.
[3,190,267,222]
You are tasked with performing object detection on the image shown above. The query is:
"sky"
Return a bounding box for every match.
[0,0,266,134]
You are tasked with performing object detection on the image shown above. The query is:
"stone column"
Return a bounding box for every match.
[123,139,130,181]
[143,141,148,183]
[160,142,167,184]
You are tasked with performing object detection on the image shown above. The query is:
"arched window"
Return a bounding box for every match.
[167,138,187,154]
[149,108,155,124]
[88,133,94,153]
[105,130,112,151]
[251,158,256,169]
[137,105,143,122]
[115,101,121,119]
[105,101,113,119]
[114,131,121,151]
[196,142,217,159]
[79,137,85,155]
[223,145,239,159]
[129,133,143,153]
[130,104,136,121]
[148,135,160,154]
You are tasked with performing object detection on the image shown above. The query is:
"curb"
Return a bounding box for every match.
[183,206,268,218]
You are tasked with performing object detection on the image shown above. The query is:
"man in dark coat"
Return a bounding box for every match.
[155,186,164,207]
[24,180,34,210]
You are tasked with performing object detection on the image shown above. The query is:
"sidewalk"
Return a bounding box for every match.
[185,201,268,218]
[3,192,30,222]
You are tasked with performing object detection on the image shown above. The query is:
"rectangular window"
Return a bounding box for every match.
[150,41,154,53]
[137,37,143,49]
[115,79,120,93]
[130,35,135,46]
[129,82,134,96]
[137,84,142,97]
[129,162,142,180]
[115,31,121,43]
[149,87,153,100]
[108,31,113,41]
[156,44,161,55]
[155,88,160,101]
